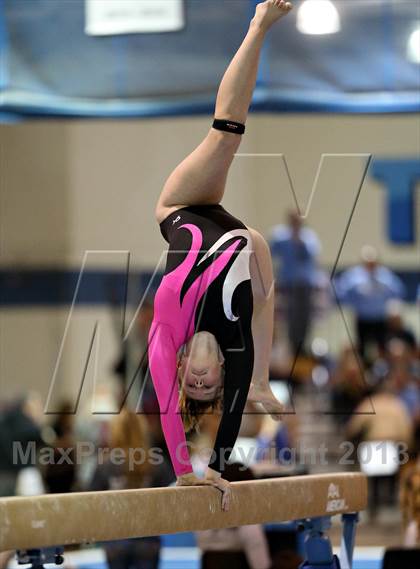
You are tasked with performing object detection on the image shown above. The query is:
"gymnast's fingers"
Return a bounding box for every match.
[221,485,232,512]
[176,473,215,487]
[210,478,232,512]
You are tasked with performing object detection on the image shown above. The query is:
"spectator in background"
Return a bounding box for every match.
[113,296,155,409]
[0,396,45,569]
[255,412,299,466]
[331,346,370,425]
[0,393,43,496]
[386,340,420,426]
[269,210,321,358]
[385,299,417,354]
[196,462,272,569]
[346,381,414,518]
[345,381,413,451]
[140,385,178,488]
[335,245,405,364]
[400,453,420,546]
[89,408,161,569]
[43,401,76,494]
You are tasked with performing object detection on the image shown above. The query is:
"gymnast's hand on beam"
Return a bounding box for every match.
[176,471,232,512]
[176,473,215,487]
[205,467,232,512]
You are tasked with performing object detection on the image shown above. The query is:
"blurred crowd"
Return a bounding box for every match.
[0,212,418,568]
[268,210,420,549]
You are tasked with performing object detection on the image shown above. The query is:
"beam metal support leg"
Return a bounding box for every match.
[298,517,341,569]
[339,513,359,569]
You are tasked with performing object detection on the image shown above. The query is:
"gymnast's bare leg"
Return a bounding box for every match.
[155,0,292,222]
[155,2,292,422]
[247,226,284,419]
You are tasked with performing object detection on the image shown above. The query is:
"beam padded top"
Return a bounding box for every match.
[0,472,367,550]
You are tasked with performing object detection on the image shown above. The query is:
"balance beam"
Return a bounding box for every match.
[0,472,367,551]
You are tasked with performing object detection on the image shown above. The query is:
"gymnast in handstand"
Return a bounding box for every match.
[148,0,293,511]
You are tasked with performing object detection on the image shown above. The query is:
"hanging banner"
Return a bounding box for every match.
[85,0,185,36]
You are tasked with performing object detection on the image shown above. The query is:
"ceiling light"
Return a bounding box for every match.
[297,0,341,35]
[407,26,420,64]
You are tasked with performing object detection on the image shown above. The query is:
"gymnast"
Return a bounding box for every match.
[148,0,293,511]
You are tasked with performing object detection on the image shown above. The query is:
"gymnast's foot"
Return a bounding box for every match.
[252,0,293,32]
[248,383,284,421]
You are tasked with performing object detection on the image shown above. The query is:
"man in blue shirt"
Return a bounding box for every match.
[335,245,405,363]
[269,210,321,357]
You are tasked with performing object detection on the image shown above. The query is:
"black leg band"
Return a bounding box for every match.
[212,118,245,135]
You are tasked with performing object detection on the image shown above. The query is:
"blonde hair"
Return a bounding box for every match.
[178,386,223,433]
[177,335,225,432]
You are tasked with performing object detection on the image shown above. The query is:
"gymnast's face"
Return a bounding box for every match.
[178,332,224,401]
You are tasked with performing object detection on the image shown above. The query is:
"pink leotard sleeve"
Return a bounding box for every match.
[147,320,193,477]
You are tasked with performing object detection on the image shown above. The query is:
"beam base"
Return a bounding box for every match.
[16,548,64,569]
[299,517,341,569]
[339,513,359,569]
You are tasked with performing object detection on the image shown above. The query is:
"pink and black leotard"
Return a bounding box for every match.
[148,203,254,476]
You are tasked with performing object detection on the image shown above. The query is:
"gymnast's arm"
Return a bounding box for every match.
[147,321,194,478]
[148,321,218,487]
